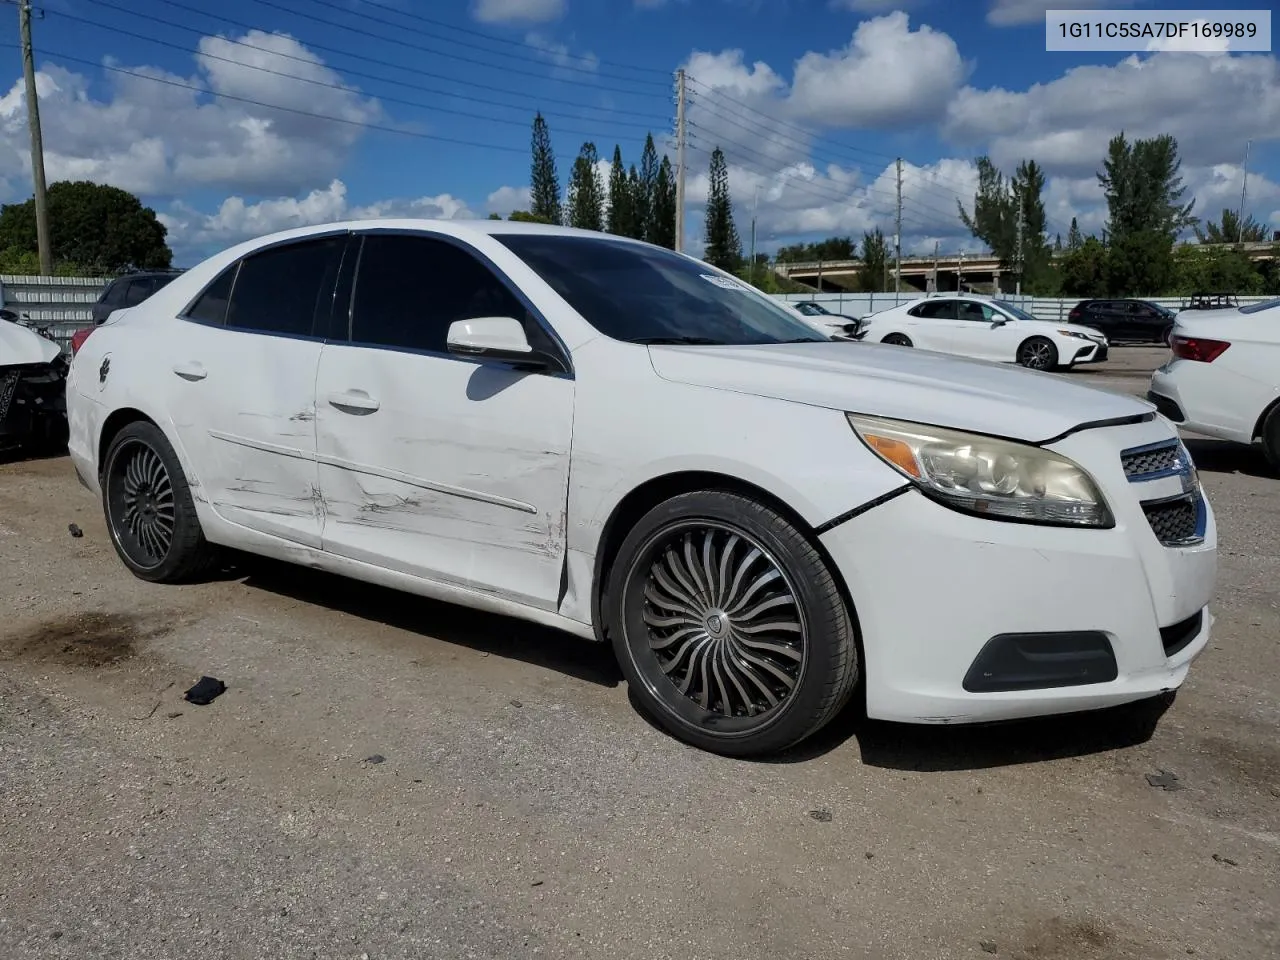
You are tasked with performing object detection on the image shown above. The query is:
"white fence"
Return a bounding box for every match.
[771,291,1277,322]
[0,274,111,350]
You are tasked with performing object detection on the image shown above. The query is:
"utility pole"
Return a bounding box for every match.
[893,157,903,294]
[929,240,939,294]
[1015,197,1024,296]
[957,251,964,292]
[17,0,52,275]
[1237,139,1252,243]
[674,69,687,254]
[749,185,758,286]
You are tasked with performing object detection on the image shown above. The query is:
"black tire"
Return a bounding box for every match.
[1017,336,1058,370]
[1159,324,1174,346]
[101,420,217,583]
[1262,404,1280,475]
[604,490,859,757]
[881,333,912,347]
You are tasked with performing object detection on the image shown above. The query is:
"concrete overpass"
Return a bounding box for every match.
[773,240,1279,293]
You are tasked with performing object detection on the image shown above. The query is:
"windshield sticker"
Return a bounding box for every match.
[700,273,750,292]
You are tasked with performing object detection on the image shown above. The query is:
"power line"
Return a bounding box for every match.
[295,0,669,78]
[50,11,661,140]
[41,49,590,161]
[143,0,674,101]
[90,0,673,125]
[242,0,672,89]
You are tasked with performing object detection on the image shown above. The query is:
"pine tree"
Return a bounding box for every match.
[638,134,660,242]
[703,147,741,271]
[650,156,677,249]
[859,228,888,292]
[530,112,562,225]
[626,166,644,239]
[567,142,603,231]
[606,146,632,236]
[1067,217,1083,251]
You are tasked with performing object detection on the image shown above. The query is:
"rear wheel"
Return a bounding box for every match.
[102,421,217,582]
[881,333,912,347]
[605,490,859,757]
[1160,324,1174,346]
[1262,405,1280,474]
[1017,336,1058,371]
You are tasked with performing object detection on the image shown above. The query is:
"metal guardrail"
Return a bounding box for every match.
[0,274,111,352]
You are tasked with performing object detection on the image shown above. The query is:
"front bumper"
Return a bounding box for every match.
[1069,341,1109,365]
[0,363,67,451]
[820,419,1216,724]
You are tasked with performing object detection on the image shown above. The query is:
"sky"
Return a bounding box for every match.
[0,0,1277,265]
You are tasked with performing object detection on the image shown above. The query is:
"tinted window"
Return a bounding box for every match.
[991,300,1036,322]
[101,279,128,306]
[494,234,824,346]
[185,265,238,326]
[122,277,154,306]
[957,300,998,322]
[226,237,343,336]
[910,300,956,320]
[350,235,527,352]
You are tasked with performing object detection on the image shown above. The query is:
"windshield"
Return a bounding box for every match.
[495,234,826,345]
[991,299,1037,322]
[1240,298,1280,315]
[798,302,831,315]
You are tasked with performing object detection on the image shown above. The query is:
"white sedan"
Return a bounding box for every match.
[1148,297,1280,471]
[66,221,1215,757]
[861,294,1109,370]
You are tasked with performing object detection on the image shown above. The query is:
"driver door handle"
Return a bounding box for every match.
[327,389,380,414]
[172,361,207,381]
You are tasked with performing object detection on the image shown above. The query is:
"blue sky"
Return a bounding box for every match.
[0,0,1276,263]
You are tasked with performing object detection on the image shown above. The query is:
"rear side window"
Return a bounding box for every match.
[226,237,345,337]
[910,300,957,320]
[100,280,128,306]
[185,266,238,326]
[349,234,525,353]
[122,278,154,307]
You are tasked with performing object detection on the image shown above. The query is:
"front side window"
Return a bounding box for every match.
[957,301,998,323]
[349,234,527,352]
[991,300,1036,322]
[225,236,344,337]
[494,234,823,345]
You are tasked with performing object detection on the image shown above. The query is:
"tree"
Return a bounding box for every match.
[638,134,660,242]
[859,228,888,292]
[487,213,502,220]
[650,156,677,249]
[0,180,171,274]
[1066,217,1083,251]
[775,237,857,263]
[606,146,635,237]
[1011,159,1053,293]
[567,142,604,231]
[1194,208,1268,244]
[1173,244,1265,294]
[702,147,741,271]
[625,166,644,239]
[508,210,556,224]
[959,156,1017,263]
[530,112,562,225]
[1059,235,1108,298]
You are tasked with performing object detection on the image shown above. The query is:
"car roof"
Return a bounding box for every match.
[234,218,648,249]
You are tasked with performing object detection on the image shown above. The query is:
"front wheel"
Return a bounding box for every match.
[1262,405,1280,475]
[605,490,859,757]
[102,420,217,583]
[1017,336,1058,371]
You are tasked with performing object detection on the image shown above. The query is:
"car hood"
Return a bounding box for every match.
[648,341,1153,444]
[0,318,61,366]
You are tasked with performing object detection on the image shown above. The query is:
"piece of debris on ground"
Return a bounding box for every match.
[183,676,227,705]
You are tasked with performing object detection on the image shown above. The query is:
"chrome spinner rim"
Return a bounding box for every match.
[108,439,176,569]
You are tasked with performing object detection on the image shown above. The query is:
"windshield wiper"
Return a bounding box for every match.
[631,336,721,345]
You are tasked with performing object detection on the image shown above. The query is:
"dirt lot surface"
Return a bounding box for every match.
[2,345,1277,960]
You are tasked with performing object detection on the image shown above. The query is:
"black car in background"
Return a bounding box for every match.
[1066,299,1177,343]
[90,270,183,324]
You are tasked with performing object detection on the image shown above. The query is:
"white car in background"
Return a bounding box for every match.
[1148,297,1280,471]
[66,220,1215,757]
[785,300,863,339]
[861,294,1109,370]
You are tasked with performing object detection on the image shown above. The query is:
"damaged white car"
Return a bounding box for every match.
[67,221,1217,757]
[0,308,69,455]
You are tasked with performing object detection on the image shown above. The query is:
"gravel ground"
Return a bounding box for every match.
[1,346,1277,960]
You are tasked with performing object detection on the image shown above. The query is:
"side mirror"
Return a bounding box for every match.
[991,317,1009,327]
[447,316,547,369]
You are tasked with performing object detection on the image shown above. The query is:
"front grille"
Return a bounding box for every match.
[1121,440,1180,479]
[1094,343,1108,362]
[1142,495,1200,546]
[1160,610,1203,658]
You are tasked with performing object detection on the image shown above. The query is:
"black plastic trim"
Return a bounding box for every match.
[963,631,1118,693]
[1160,610,1203,658]
[814,485,912,534]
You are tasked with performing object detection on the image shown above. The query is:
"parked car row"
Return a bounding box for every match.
[63,220,1220,758]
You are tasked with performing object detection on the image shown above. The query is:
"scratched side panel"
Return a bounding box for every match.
[315,344,573,612]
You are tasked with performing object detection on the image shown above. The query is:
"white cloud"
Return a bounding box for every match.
[159,179,474,259]
[524,32,599,76]
[0,34,381,200]
[830,0,921,11]
[944,52,1280,177]
[471,0,566,24]
[1145,19,1231,55]
[789,13,967,127]
[486,184,533,216]
[986,0,1135,27]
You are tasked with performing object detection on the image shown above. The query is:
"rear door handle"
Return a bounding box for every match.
[327,389,380,414]
[172,361,207,381]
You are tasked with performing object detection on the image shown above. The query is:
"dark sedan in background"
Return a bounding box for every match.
[1067,299,1177,343]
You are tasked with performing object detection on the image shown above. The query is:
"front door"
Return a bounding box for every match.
[950,300,1013,361]
[315,231,575,612]
[161,234,346,548]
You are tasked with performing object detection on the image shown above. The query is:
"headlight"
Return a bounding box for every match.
[847,414,1113,527]
[1058,329,1093,340]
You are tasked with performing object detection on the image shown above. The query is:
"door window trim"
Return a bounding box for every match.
[336,227,574,378]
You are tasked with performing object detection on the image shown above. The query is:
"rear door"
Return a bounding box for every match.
[161,233,348,547]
